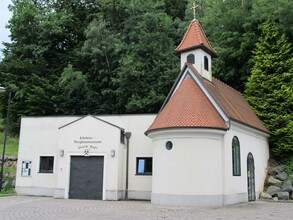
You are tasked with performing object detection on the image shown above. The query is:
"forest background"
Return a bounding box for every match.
[0,0,292,164]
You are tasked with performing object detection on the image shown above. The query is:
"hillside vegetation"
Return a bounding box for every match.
[0,0,292,161]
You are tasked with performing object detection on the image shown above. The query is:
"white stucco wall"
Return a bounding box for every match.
[16,116,79,196]
[15,115,269,205]
[99,115,155,200]
[148,128,226,206]
[147,123,269,206]
[180,49,212,81]
[16,114,156,200]
[57,116,123,200]
[222,121,270,205]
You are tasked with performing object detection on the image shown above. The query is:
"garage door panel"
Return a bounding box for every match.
[69,156,104,200]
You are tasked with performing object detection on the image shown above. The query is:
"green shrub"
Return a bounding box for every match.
[283,157,293,176]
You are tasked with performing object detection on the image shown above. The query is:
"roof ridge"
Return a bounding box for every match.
[175,21,193,51]
[195,22,203,44]
[197,22,216,54]
[212,77,243,96]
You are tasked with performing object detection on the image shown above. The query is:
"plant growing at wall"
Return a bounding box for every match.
[245,20,293,158]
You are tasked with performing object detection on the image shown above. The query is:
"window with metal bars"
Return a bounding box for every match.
[39,156,54,173]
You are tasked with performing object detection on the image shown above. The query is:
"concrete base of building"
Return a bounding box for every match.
[152,193,224,206]
[128,190,151,200]
[151,192,254,206]
[16,186,54,197]
[16,187,151,201]
[223,193,248,205]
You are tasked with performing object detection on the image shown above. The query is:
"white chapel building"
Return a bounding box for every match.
[15,19,270,206]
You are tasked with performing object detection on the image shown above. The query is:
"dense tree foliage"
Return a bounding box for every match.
[201,0,293,91]
[0,0,185,132]
[0,0,292,159]
[245,21,293,158]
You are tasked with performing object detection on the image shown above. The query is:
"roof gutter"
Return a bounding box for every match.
[124,132,131,200]
[145,125,228,136]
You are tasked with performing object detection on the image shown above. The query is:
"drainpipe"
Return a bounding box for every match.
[124,132,131,200]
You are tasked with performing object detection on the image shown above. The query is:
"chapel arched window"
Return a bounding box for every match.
[204,56,209,71]
[232,136,241,176]
[187,54,195,64]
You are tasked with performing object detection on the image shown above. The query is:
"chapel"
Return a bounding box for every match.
[145,18,269,206]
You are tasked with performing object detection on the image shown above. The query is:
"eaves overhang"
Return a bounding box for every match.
[175,44,217,57]
[145,125,228,136]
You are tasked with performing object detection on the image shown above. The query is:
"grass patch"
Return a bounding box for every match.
[0,117,18,156]
[0,132,19,155]
[4,165,16,173]
[0,188,16,196]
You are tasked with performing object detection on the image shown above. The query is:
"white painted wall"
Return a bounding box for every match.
[99,115,155,200]
[57,116,123,200]
[148,128,226,206]
[180,49,212,81]
[16,116,79,196]
[16,115,156,200]
[147,124,269,206]
[222,121,270,204]
[15,115,269,206]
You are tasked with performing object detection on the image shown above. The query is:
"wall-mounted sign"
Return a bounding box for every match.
[22,161,32,177]
[73,136,101,150]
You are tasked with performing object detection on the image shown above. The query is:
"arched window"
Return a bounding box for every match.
[204,56,209,71]
[232,136,241,176]
[187,54,195,64]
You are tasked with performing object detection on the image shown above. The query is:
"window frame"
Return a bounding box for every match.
[136,157,152,175]
[187,54,195,64]
[232,136,241,176]
[39,156,54,173]
[204,56,209,71]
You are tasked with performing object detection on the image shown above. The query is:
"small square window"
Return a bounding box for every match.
[136,157,152,175]
[39,156,54,173]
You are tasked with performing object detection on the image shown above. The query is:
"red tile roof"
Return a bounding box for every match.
[147,76,228,132]
[146,64,269,134]
[202,75,269,133]
[175,20,216,56]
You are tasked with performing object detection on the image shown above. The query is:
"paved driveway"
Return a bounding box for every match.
[0,196,292,220]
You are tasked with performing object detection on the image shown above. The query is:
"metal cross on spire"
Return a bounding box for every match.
[191,2,199,20]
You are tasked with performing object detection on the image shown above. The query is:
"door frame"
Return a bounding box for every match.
[247,152,256,201]
[65,153,107,200]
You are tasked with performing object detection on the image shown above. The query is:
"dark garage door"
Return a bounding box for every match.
[69,156,104,200]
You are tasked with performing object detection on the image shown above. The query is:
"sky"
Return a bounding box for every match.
[0,0,12,59]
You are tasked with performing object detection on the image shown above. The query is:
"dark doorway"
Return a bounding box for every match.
[247,153,255,201]
[69,156,104,200]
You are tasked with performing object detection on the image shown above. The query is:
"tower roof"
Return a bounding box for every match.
[175,20,216,56]
[146,75,228,132]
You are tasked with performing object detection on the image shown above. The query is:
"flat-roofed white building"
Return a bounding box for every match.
[16,115,155,201]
